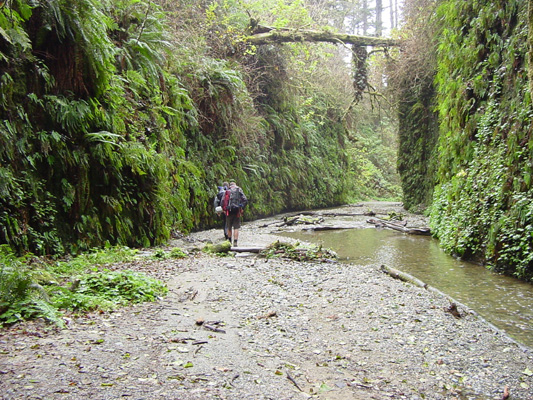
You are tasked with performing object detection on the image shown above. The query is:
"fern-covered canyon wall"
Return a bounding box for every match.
[1,0,399,255]
[397,0,533,280]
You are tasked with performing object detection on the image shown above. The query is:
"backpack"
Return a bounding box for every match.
[222,186,246,214]
[214,186,225,208]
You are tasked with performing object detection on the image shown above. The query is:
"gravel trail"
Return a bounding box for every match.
[1,204,532,400]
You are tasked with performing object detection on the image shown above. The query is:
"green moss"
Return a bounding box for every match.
[401,0,533,280]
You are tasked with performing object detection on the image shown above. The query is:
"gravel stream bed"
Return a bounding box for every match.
[1,204,532,399]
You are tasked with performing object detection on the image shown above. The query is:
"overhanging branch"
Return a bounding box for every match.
[246,26,399,47]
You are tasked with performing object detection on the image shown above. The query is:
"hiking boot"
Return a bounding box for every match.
[233,240,238,247]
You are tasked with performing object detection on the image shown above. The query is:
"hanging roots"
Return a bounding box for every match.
[352,46,368,103]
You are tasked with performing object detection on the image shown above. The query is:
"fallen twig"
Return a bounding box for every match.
[169,337,196,343]
[203,324,226,333]
[286,371,303,392]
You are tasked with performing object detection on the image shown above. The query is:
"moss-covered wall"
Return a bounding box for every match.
[397,75,438,212]
[399,0,533,280]
[0,0,349,255]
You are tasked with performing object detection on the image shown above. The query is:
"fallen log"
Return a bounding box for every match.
[230,246,264,253]
[380,264,428,289]
[247,26,399,47]
[302,225,359,231]
[321,211,376,217]
[258,220,283,228]
[367,218,431,235]
[286,211,376,218]
[282,215,324,226]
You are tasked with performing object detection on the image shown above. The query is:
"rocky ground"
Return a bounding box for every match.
[1,203,532,400]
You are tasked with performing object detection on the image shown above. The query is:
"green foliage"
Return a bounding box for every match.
[50,245,139,275]
[151,247,187,259]
[390,0,440,211]
[77,269,168,304]
[0,246,33,316]
[0,0,198,253]
[346,110,402,202]
[0,246,64,326]
[1,299,64,327]
[0,0,399,260]
[425,0,533,280]
[0,245,167,326]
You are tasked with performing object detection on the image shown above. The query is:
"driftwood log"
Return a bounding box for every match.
[286,211,377,218]
[367,218,431,235]
[302,225,359,231]
[380,265,428,288]
[205,242,266,254]
[258,208,384,228]
[271,215,324,228]
[230,246,264,253]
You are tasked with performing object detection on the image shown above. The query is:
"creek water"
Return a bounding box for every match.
[282,227,533,349]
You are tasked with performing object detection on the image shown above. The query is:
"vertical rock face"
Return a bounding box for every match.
[0,0,355,254]
[397,0,533,280]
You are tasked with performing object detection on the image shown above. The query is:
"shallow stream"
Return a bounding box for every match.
[282,227,533,349]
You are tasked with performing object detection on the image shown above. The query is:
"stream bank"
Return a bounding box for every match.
[1,203,532,400]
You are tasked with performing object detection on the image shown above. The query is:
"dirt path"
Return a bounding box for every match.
[1,204,532,399]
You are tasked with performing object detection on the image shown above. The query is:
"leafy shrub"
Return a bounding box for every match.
[50,245,139,275]
[0,245,64,326]
[170,248,187,258]
[78,270,168,305]
[1,299,64,327]
[0,253,33,316]
[0,246,168,327]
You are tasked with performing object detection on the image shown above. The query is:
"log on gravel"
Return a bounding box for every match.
[380,264,428,289]
[367,218,431,235]
[230,247,264,253]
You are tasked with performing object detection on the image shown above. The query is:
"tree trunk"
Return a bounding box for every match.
[376,0,383,36]
[362,0,369,35]
[390,0,395,29]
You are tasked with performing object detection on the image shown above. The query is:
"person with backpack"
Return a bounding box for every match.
[221,181,248,247]
[214,181,229,240]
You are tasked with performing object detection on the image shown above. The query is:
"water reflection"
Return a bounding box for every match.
[283,228,533,348]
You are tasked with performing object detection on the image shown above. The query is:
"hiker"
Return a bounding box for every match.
[221,181,248,247]
[214,181,229,239]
